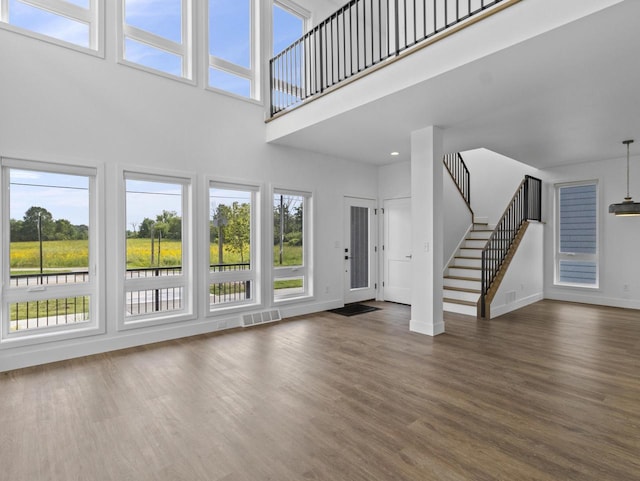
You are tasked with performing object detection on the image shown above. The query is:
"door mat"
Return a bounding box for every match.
[328,303,381,317]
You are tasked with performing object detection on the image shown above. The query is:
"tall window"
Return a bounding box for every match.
[556,181,599,287]
[208,182,259,311]
[273,0,306,56]
[1,158,101,346]
[0,0,101,53]
[120,0,193,80]
[273,189,312,301]
[208,0,256,98]
[122,171,192,328]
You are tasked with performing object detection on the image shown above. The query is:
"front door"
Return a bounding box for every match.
[344,197,377,303]
[383,197,412,304]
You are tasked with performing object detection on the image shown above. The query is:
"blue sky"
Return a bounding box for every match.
[10,170,90,225]
[6,0,304,84]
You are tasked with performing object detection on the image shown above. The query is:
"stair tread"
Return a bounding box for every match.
[450,266,481,271]
[443,286,481,294]
[443,298,477,306]
[455,256,481,260]
[444,275,481,282]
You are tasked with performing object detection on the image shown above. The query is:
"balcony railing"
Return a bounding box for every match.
[270,0,510,116]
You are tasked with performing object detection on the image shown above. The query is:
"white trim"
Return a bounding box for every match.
[489,292,544,319]
[206,0,260,100]
[118,0,193,81]
[0,0,103,56]
[206,179,262,314]
[554,179,599,289]
[0,157,105,348]
[118,167,196,331]
[271,186,313,303]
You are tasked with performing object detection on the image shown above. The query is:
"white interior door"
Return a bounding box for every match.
[383,197,412,304]
[344,197,377,304]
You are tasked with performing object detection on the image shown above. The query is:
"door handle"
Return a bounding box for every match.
[405,255,412,259]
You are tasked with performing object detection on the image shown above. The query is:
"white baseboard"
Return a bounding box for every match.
[490,292,544,318]
[544,291,640,310]
[410,319,445,336]
[0,299,344,373]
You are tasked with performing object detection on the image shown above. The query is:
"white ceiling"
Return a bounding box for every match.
[269,1,640,169]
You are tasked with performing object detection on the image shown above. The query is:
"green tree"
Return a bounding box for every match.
[53,218,74,240]
[138,218,155,238]
[226,202,250,262]
[21,206,54,241]
[10,218,25,241]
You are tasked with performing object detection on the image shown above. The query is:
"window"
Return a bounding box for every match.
[555,181,599,288]
[1,158,102,346]
[0,0,101,54]
[273,189,312,301]
[122,171,193,328]
[208,0,256,98]
[273,0,306,56]
[271,0,308,112]
[208,182,259,311]
[119,0,192,80]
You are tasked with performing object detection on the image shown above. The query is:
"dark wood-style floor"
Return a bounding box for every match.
[1,300,639,480]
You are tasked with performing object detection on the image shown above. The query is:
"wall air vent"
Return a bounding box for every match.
[241,310,281,327]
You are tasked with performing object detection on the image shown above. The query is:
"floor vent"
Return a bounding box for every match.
[242,310,281,327]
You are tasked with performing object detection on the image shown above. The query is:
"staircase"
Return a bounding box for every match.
[443,222,491,316]
[442,152,543,318]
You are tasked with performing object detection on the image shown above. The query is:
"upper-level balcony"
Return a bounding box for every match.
[265,0,635,168]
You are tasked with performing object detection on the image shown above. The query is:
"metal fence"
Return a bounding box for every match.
[8,263,251,331]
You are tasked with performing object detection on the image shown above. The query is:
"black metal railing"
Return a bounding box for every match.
[270,0,509,116]
[8,263,251,331]
[443,152,471,206]
[480,175,541,317]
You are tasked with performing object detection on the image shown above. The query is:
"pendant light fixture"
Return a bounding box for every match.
[609,139,640,216]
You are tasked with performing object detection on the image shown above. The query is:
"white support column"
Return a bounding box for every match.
[410,126,445,336]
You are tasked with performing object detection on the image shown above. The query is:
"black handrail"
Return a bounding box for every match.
[270,0,509,116]
[480,175,541,317]
[443,152,471,206]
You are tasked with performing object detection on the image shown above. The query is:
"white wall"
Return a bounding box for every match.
[0,23,378,371]
[542,156,640,310]
[378,160,410,200]
[490,223,544,318]
[463,148,541,224]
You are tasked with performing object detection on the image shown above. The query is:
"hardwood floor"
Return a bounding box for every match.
[1,300,639,480]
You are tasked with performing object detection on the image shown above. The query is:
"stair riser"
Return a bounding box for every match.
[453,258,482,268]
[443,302,477,316]
[448,267,481,278]
[443,290,480,303]
[463,239,487,249]
[459,248,482,258]
[468,231,493,240]
[443,278,481,290]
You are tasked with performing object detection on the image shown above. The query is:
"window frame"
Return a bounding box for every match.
[554,180,600,289]
[206,0,260,100]
[118,168,195,330]
[271,187,313,303]
[272,0,310,55]
[0,157,105,348]
[206,179,261,314]
[117,0,194,83]
[0,0,104,57]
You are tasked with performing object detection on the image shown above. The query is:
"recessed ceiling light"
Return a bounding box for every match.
[390,152,400,156]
